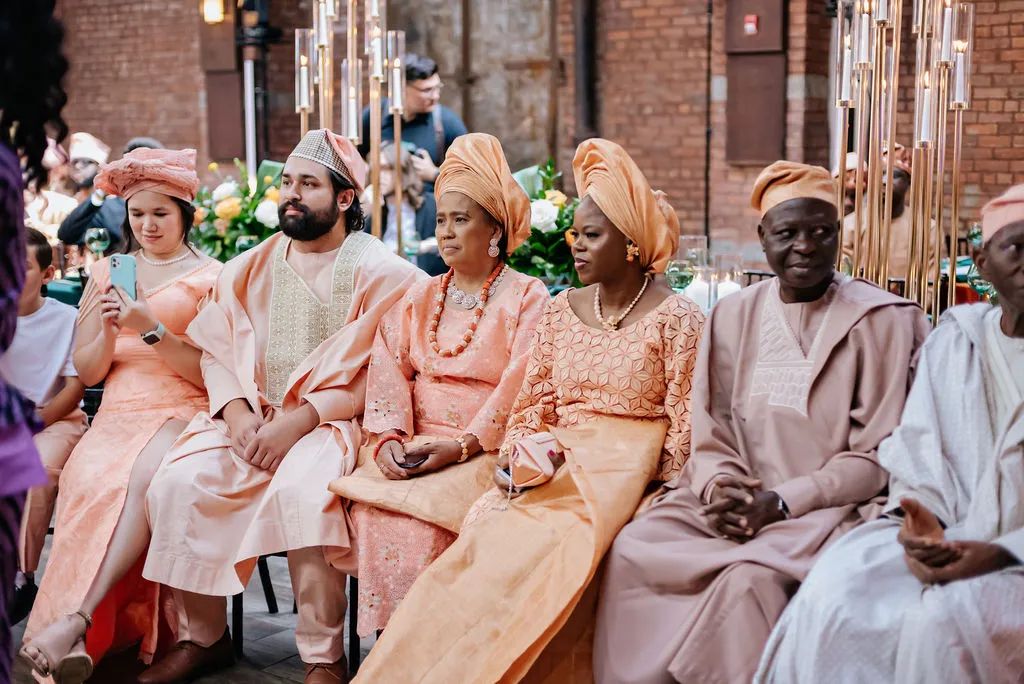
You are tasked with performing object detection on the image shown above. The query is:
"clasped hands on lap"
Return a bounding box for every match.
[375,433,482,480]
[896,497,1018,585]
[700,475,787,542]
[222,398,320,472]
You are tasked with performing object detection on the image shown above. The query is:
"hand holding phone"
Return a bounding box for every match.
[109,254,137,301]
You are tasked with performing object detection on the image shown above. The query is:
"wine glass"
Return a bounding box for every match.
[666,236,708,294]
[84,227,111,260]
[235,235,260,254]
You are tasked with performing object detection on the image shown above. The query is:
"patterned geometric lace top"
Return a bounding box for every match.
[501,289,705,482]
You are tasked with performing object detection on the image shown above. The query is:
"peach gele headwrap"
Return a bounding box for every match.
[980,183,1024,243]
[572,138,679,274]
[435,133,531,254]
[751,161,838,219]
[289,128,369,194]
[94,148,200,203]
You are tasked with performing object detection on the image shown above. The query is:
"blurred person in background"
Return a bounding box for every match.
[360,54,468,275]
[58,135,165,253]
[0,0,69,679]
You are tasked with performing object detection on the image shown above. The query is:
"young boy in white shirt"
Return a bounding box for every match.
[0,228,88,624]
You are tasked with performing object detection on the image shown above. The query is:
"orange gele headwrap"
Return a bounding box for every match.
[751,161,838,218]
[572,138,679,274]
[980,183,1024,243]
[94,148,200,203]
[435,133,531,254]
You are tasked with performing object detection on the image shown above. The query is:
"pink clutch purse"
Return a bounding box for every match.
[510,432,563,488]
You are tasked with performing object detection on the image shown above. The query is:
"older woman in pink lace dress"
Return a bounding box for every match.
[329,133,548,636]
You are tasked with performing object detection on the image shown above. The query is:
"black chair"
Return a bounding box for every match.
[742,270,775,287]
[231,555,362,677]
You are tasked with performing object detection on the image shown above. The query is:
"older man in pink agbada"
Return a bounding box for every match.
[140,129,423,684]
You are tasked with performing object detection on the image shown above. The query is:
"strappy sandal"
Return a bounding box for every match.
[18,610,95,684]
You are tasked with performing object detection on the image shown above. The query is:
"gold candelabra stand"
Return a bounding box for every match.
[294,0,408,255]
[834,0,975,321]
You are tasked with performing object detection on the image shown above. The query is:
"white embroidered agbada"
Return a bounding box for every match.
[755,303,1024,684]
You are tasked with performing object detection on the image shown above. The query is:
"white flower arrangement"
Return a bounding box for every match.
[530,198,559,233]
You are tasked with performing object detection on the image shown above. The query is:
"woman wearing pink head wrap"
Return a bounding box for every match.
[21,149,222,682]
[331,132,550,637]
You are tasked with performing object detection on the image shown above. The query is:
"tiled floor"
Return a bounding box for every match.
[13,547,375,683]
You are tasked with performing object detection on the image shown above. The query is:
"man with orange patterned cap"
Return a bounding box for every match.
[140,129,423,684]
[756,184,1024,684]
[594,161,930,684]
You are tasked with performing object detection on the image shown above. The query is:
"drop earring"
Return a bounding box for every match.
[488,236,501,258]
[626,242,640,262]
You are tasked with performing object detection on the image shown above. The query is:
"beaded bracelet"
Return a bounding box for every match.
[455,436,470,463]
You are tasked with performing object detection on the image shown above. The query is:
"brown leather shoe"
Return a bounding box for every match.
[137,629,234,684]
[304,658,349,684]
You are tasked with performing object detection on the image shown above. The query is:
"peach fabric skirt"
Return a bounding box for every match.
[350,505,456,636]
[25,404,202,664]
[350,417,668,684]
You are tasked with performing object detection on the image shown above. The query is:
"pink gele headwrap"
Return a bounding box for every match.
[94,148,200,203]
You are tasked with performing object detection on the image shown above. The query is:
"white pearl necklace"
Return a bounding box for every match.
[447,265,508,310]
[140,248,192,267]
[594,277,650,332]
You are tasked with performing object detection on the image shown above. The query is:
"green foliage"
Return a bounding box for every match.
[192,159,283,262]
[507,158,582,287]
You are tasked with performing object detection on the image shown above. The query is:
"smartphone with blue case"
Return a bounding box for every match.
[109,254,137,300]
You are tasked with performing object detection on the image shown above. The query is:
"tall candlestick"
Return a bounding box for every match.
[953,48,967,104]
[299,57,310,110]
[921,77,933,143]
[317,2,329,46]
[348,86,358,138]
[841,42,853,102]
[941,4,953,62]
[858,12,871,63]
[371,30,383,79]
[391,64,403,110]
[875,0,889,24]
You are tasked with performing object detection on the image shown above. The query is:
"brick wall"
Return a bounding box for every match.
[555,0,833,262]
[55,0,207,168]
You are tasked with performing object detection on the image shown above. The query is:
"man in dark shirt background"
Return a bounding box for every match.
[58,136,164,253]
[360,54,467,275]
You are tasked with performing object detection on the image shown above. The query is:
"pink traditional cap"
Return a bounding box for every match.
[94,148,200,203]
[980,183,1024,243]
[289,128,368,194]
[68,132,111,165]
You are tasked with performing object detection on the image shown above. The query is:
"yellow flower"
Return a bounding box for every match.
[564,229,575,247]
[208,162,219,172]
[214,196,243,220]
[263,175,274,185]
[545,190,568,208]
[193,206,208,226]
[264,187,279,203]
[213,218,230,236]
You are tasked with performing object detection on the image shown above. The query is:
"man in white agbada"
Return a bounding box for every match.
[755,184,1024,684]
